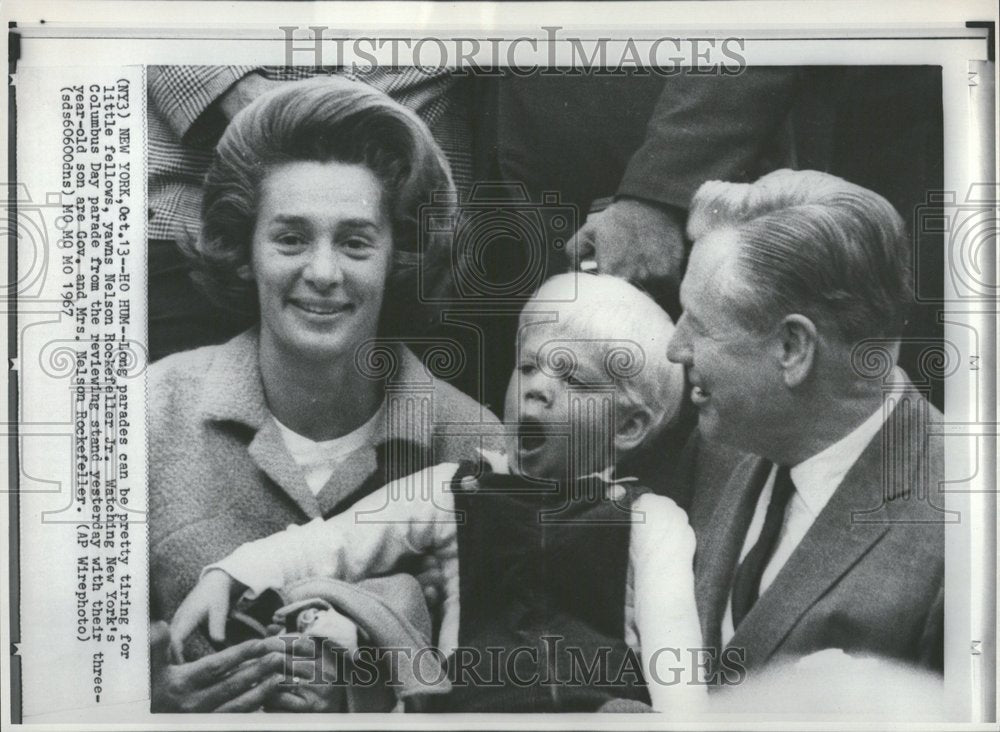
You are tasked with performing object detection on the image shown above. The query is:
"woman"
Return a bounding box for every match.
[149,78,499,712]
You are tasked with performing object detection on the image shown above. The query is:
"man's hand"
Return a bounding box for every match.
[169,568,238,661]
[567,197,686,293]
[218,73,284,120]
[150,621,288,713]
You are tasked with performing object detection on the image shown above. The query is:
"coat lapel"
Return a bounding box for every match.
[248,419,322,519]
[196,336,445,522]
[695,456,771,652]
[726,413,894,668]
[198,330,321,519]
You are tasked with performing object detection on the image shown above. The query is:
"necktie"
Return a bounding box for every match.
[730,464,796,629]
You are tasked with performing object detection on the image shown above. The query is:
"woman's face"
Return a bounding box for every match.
[249,160,393,363]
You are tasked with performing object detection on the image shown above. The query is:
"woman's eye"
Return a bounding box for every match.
[518,363,536,376]
[275,233,306,248]
[342,238,373,255]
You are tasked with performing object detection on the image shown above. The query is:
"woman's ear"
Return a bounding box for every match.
[614,406,653,455]
[779,314,817,388]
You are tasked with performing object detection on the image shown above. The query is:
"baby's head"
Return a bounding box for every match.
[504,273,685,483]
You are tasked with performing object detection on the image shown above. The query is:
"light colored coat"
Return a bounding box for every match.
[149,329,501,657]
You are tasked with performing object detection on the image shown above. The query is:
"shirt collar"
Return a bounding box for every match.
[789,367,903,517]
[197,329,435,451]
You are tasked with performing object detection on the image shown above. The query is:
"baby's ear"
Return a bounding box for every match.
[614,406,653,454]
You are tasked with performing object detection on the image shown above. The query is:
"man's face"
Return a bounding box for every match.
[666,230,782,451]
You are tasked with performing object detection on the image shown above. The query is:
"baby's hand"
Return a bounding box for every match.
[169,569,239,662]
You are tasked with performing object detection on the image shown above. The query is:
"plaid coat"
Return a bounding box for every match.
[147,65,472,242]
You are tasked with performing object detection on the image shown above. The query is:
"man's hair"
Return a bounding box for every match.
[687,168,912,344]
[182,76,455,336]
[522,273,686,447]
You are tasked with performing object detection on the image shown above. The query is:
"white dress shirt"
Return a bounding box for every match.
[721,383,897,645]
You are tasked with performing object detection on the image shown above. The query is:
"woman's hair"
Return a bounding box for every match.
[687,168,911,345]
[183,76,456,336]
[522,273,686,448]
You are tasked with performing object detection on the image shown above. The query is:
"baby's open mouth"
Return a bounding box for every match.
[517,419,547,453]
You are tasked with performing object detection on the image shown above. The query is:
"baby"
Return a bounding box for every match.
[170,273,704,713]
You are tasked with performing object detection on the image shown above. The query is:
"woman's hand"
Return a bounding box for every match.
[150,620,288,712]
[414,553,447,611]
[169,569,239,661]
[261,633,353,712]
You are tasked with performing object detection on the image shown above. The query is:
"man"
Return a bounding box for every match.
[480,69,799,305]
[667,169,945,682]
[467,69,798,413]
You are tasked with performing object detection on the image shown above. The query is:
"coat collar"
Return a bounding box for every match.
[195,330,440,519]
[696,381,940,669]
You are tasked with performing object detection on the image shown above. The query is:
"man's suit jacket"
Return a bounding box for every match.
[687,384,946,679]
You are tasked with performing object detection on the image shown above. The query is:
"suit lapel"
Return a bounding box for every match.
[695,456,771,652]
[727,422,892,668]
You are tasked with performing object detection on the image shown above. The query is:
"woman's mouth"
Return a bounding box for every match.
[290,299,352,317]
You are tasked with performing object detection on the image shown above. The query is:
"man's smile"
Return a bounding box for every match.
[691,383,710,406]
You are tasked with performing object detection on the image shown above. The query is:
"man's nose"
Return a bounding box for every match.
[666,316,692,365]
[302,243,343,288]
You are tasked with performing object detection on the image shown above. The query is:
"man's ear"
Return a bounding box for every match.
[236,263,253,282]
[614,406,653,455]
[779,314,817,387]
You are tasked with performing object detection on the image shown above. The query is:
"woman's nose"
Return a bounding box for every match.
[302,243,343,288]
